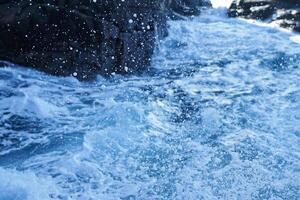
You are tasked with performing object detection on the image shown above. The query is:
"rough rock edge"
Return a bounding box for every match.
[228,0,300,33]
[0,0,211,80]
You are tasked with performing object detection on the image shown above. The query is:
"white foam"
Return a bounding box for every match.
[211,0,232,8]
[0,85,68,119]
[0,168,58,200]
[290,35,300,44]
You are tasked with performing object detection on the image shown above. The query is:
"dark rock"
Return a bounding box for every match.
[166,0,212,19]
[228,0,300,32]
[0,0,211,80]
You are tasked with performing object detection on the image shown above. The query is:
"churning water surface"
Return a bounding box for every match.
[0,9,300,200]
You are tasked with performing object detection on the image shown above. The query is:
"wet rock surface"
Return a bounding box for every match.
[228,0,300,32]
[0,0,211,80]
[165,0,211,19]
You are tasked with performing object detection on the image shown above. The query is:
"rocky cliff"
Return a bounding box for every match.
[228,0,300,32]
[0,0,211,80]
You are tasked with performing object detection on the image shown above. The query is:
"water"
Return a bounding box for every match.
[0,9,300,200]
[211,0,232,8]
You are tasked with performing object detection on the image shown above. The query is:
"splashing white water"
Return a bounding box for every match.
[1,7,300,200]
[0,168,58,200]
[211,0,232,8]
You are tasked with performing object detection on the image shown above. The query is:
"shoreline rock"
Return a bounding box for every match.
[0,0,211,80]
[228,0,300,33]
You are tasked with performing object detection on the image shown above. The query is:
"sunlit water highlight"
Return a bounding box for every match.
[211,0,232,8]
[0,9,300,200]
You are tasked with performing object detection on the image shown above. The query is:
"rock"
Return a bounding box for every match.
[166,0,212,19]
[228,0,300,32]
[0,0,211,80]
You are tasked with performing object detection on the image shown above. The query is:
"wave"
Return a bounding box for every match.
[1,7,300,199]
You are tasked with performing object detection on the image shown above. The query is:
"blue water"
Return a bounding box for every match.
[0,9,300,200]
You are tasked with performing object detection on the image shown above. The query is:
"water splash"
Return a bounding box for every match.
[211,0,232,8]
[1,8,300,200]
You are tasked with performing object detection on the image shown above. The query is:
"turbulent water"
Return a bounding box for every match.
[0,9,300,200]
